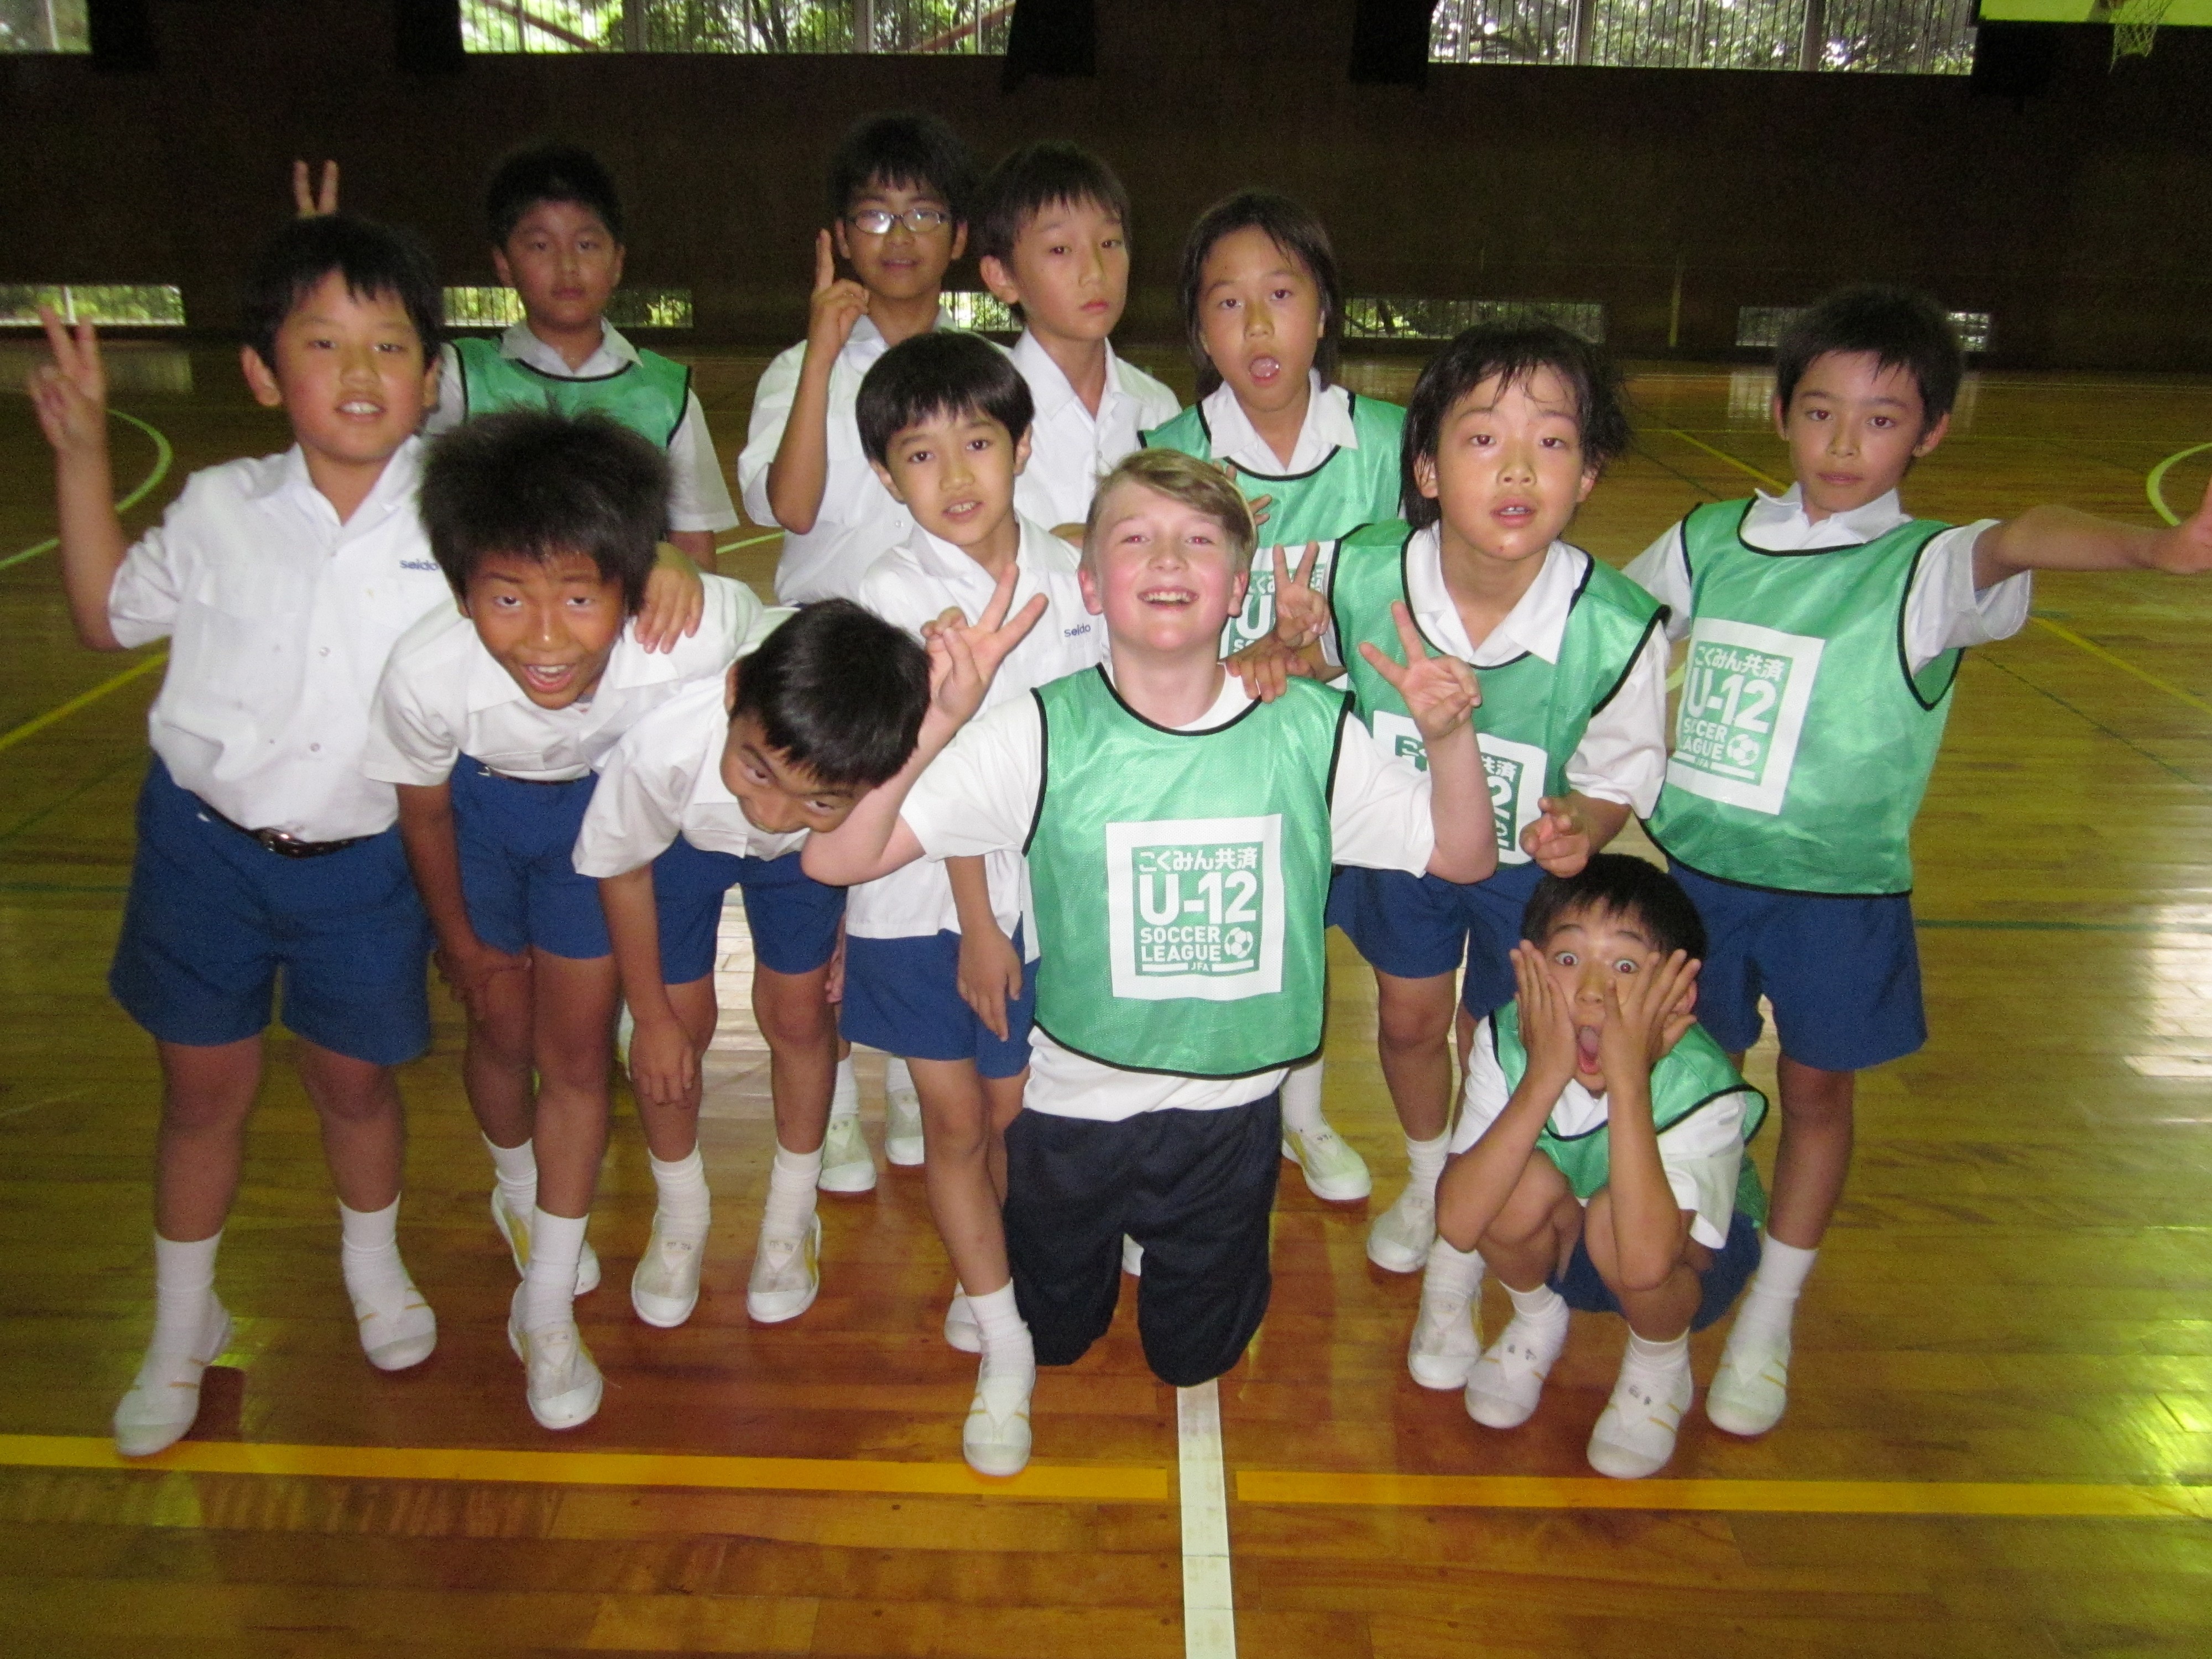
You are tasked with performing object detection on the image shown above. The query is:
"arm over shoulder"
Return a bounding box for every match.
[898,697,1046,861]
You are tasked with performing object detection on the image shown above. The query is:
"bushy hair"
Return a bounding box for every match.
[419,411,669,612]
[972,140,1132,268]
[828,111,978,223]
[1177,190,1342,399]
[1522,854,1708,964]
[239,212,441,370]
[1400,323,1630,529]
[855,332,1035,466]
[486,142,625,246]
[1086,448,1259,576]
[1775,285,1964,429]
[732,599,931,789]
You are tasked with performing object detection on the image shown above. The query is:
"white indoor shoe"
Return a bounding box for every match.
[817,1114,878,1194]
[1365,1185,1437,1274]
[962,1363,1035,1478]
[1407,1278,1481,1391]
[943,1288,982,1354]
[630,1212,707,1329]
[491,1190,600,1295]
[885,1083,925,1167]
[351,1275,437,1371]
[1464,1310,1570,1430]
[1587,1354,1694,1479]
[112,1300,232,1458]
[1281,1124,1373,1202]
[505,1288,603,1432]
[1120,1234,1144,1277]
[1705,1323,1792,1437]
[745,1214,822,1323]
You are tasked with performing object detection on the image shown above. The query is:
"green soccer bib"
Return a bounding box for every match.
[1141,390,1406,654]
[453,336,692,447]
[1645,499,1957,895]
[1331,522,1664,865]
[1024,669,1347,1078]
[1493,1005,1768,1228]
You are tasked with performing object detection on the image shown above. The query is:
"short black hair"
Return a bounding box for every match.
[732,599,930,789]
[1522,854,1708,964]
[1178,190,1343,398]
[829,111,978,224]
[1401,323,1630,529]
[1775,285,1963,429]
[239,212,442,371]
[419,411,669,613]
[855,331,1035,466]
[973,140,1131,268]
[487,142,625,246]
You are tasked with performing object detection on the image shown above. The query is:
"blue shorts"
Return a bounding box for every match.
[1326,860,1544,1019]
[1554,1208,1762,1334]
[109,759,432,1066]
[650,836,844,984]
[451,759,608,961]
[841,928,1036,1079]
[1670,862,1926,1072]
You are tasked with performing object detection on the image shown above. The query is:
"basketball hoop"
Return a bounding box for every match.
[2101,0,2173,61]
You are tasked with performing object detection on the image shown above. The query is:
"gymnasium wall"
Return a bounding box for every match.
[4,0,2209,368]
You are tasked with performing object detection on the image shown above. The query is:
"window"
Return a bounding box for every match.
[1430,0,1976,74]
[0,285,185,327]
[462,1,1010,54]
[1345,296,1606,344]
[442,287,695,328]
[941,290,1018,333]
[1735,304,1992,352]
[0,0,87,51]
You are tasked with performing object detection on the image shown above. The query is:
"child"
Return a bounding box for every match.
[29,215,455,1456]
[1141,189,1408,1203]
[1418,856,1766,1479]
[971,140,1179,535]
[1235,326,1669,1277]
[364,410,765,1430]
[739,111,979,604]
[846,331,1105,1474]
[804,449,1496,1474]
[573,602,928,1350]
[1625,286,2212,1437]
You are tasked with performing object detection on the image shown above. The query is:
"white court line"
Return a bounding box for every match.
[1178,1380,1238,1659]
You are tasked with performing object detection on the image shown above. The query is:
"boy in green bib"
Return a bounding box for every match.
[1421,855,1765,1479]
[805,449,1496,1472]
[1626,286,2212,1441]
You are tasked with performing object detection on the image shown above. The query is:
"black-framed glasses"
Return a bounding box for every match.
[847,206,953,236]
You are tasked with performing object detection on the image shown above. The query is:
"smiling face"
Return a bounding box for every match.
[984,195,1129,348]
[1078,479,1249,661]
[1416,367,1596,568]
[1196,225,1324,420]
[720,709,863,838]
[1536,903,1664,1094]
[1776,350,1950,519]
[242,270,437,470]
[493,200,624,338]
[869,406,1030,559]
[461,549,628,709]
[833,176,967,304]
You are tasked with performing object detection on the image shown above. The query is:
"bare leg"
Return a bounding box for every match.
[1767,1056,1856,1250]
[152,1036,264,1241]
[911,1059,1025,1296]
[1582,1188,1705,1342]
[1373,968,1460,1142]
[461,958,537,1150]
[292,1038,405,1214]
[750,962,838,1157]
[640,975,720,1161]
[525,951,620,1219]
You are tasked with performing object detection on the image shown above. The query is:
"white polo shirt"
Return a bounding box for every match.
[424,321,738,536]
[849,516,1105,947]
[106,440,453,842]
[363,574,778,787]
[1199,372,1360,475]
[1625,485,2026,671]
[571,675,809,879]
[899,668,1436,1121]
[737,310,956,604]
[1007,331,1180,529]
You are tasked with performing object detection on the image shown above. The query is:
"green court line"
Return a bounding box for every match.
[2146,441,2210,528]
[0,408,174,572]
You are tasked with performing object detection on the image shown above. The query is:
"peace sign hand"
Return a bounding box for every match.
[921,564,1049,728]
[1270,541,1329,649]
[1357,601,1479,742]
[292,159,340,217]
[27,307,109,460]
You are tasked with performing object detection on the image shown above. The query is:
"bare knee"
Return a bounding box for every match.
[1375,973,1454,1054]
[1778,1061,1856,1133]
[753,969,834,1055]
[295,1044,399,1126]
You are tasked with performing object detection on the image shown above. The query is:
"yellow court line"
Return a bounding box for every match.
[1650,422,1788,492]
[0,408,175,573]
[1235,1470,2212,1520]
[0,651,167,756]
[2145,440,2210,528]
[0,1433,1168,1503]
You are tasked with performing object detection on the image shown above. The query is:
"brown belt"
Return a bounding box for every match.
[194,799,369,859]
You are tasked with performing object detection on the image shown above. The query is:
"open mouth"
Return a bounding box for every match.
[1246,355,1282,387]
[941,498,981,522]
[1137,585,1198,609]
[1493,501,1538,527]
[1575,1025,1603,1073]
[519,664,579,695]
[335,399,385,420]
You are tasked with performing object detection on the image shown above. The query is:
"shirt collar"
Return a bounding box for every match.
[1200,372,1355,474]
[461,613,675,715]
[844,308,956,369]
[1741,482,1910,550]
[1098,655,1251,731]
[259,436,424,531]
[498,319,634,378]
[1012,330,1129,424]
[907,514,1073,592]
[1404,526,1585,667]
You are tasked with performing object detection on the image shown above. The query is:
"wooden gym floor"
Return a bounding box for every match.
[0,343,2208,1656]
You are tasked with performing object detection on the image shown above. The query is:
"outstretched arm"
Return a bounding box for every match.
[1974,479,2212,586]
[1360,602,1496,884]
[26,310,128,650]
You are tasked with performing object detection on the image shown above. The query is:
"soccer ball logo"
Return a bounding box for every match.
[1224,926,1255,961]
[1726,732,1762,769]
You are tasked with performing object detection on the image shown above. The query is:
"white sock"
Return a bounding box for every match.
[650,1148,712,1241]
[1505,1279,1568,1329]
[1623,1328,1692,1378]
[150,1232,220,1354]
[762,1142,822,1238]
[337,1197,411,1308]
[967,1282,1034,1378]
[1404,1130,1451,1201]
[1423,1236,1485,1303]
[484,1135,536,1213]
[520,1209,587,1333]
[1735,1235,1817,1339]
[883,1054,914,1102]
[1279,1057,1326,1134]
[831,1057,860,1120]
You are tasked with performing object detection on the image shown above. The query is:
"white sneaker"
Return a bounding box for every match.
[491,1190,600,1296]
[630,1213,707,1328]
[113,1299,232,1458]
[962,1362,1035,1477]
[746,1213,821,1323]
[1281,1124,1373,1202]
[1407,1277,1481,1391]
[1365,1185,1437,1273]
[885,1082,925,1167]
[1121,1234,1144,1277]
[943,1288,982,1353]
[351,1272,436,1371]
[1465,1308,1570,1429]
[1705,1321,1792,1436]
[817,1114,878,1193]
[1588,1353,1694,1479]
[505,1287,603,1431]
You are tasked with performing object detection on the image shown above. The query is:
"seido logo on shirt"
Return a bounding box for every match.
[1063,621,1094,639]
[398,559,439,571]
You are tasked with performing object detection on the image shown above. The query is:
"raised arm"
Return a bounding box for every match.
[27,310,128,651]
[1593,950,1703,1292]
[764,231,869,536]
[1973,478,2212,586]
[1360,602,1496,884]
[1435,947,1578,1250]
